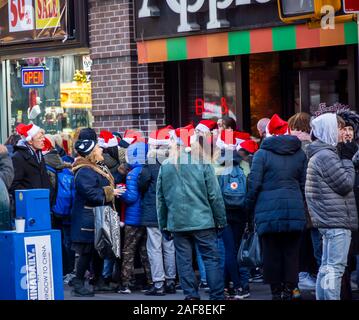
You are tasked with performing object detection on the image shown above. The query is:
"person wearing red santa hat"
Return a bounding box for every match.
[9,123,52,202]
[157,123,227,300]
[245,113,307,300]
[195,119,218,135]
[123,129,146,145]
[138,125,177,296]
[98,130,124,180]
[265,113,290,137]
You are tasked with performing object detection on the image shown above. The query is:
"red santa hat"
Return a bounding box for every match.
[237,139,259,154]
[216,130,250,150]
[266,114,290,137]
[174,124,196,152]
[148,125,174,146]
[195,120,218,133]
[42,137,54,155]
[16,123,41,142]
[123,129,145,145]
[98,130,118,148]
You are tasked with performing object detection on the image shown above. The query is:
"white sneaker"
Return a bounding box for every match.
[298,273,316,290]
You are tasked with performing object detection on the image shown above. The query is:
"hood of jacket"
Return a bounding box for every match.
[44,150,68,170]
[311,113,339,146]
[261,135,302,155]
[127,142,148,169]
[306,140,337,159]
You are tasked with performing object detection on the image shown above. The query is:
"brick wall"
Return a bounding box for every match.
[88,0,166,137]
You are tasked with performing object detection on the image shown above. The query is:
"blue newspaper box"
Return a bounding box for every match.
[0,230,64,300]
[15,189,51,232]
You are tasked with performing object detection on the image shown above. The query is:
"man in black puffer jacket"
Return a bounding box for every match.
[305,113,358,300]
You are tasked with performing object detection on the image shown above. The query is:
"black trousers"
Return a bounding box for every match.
[74,244,104,281]
[261,232,302,286]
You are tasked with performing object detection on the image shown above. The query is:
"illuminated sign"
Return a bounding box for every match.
[195,97,230,117]
[22,68,45,88]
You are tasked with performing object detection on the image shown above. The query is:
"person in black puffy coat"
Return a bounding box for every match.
[245,114,307,300]
[70,128,124,297]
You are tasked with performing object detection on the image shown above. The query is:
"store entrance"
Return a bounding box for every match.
[299,68,348,115]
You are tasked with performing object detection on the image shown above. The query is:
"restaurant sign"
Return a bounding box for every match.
[134,0,285,40]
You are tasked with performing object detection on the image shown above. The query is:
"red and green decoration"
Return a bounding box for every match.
[137,21,358,64]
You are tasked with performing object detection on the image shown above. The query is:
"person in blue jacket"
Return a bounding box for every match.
[70,128,124,297]
[118,142,152,294]
[245,114,307,301]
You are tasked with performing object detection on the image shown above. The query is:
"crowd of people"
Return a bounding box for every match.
[0,110,359,301]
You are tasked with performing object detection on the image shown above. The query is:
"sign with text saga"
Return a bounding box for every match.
[8,0,35,32]
[35,0,61,30]
[22,67,45,88]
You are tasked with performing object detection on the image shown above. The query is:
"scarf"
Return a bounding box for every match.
[72,157,115,188]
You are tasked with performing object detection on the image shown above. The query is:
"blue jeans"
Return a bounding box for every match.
[103,258,115,279]
[173,229,224,300]
[316,228,351,300]
[195,243,207,283]
[195,236,225,284]
[222,224,251,289]
[311,228,323,270]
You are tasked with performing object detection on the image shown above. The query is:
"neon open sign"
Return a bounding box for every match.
[22,68,45,88]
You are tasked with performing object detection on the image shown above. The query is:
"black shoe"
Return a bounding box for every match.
[144,285,166,296]
[271,284,282,301]
[184,296,201,300]
[282,284,294,301]
[234,287,250,299]
[93,277,116,293]
[118,285,132,294]
[141,284,153,293]
[71,278,94,297]
[199,281,209,290]
[164,282,176,294]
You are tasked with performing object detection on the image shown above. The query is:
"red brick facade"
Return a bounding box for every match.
[88,0,166,137]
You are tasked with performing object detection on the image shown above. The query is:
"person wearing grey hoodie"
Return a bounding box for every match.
[305,113,358,300]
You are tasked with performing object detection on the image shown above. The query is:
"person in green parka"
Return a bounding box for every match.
[156,124,227,301]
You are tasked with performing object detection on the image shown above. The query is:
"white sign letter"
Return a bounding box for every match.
[139,0,160,18]
[321,5,335,30]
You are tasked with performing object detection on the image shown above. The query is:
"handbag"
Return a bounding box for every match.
[94,206,121,259]
[237,227,262,268]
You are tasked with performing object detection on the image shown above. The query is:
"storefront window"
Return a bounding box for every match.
[202,60,236,120]
[183,59,236,126]
[7,54,92,137]
[249,53,282,136]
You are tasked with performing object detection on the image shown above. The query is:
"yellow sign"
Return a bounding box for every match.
[35,0,61,30]
[60,82,92,110]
